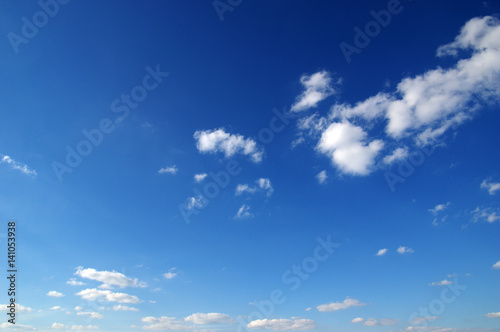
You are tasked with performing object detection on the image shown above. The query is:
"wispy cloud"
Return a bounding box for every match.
[235,204,253,219]
[429,279,453,286]
[317,298,366,312]
[291,71,336,112]
[481,179,500,195]
[352,317,398,326]
[397,246,414,254]
[316,170,328,184]
[0,154,37,176]
[247,318,317,330]
[158,165,178,175]
[376,248,388,256]
[429,202,451,215]
[194,173,208,182]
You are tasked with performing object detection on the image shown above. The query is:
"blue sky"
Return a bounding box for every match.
[1,0,500,331]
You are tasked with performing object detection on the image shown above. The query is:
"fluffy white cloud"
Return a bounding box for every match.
[112,305,139,312]
[397,246,414,254]
[383,147,409,165]
[317,298,366,312]
[158,165,178,175]
[194,128,263,162]
[184,313,233,324]
[142,316,195,330]
[492,260,500,269]
[429,203,451,215]
[75,288,142,303]
[67,278,86,286]
[47,291,64,297]
[247,318,316,330]
[0,154,37,176]
[236,178,274,197]
[471,207,500,223]
[75,266,146,288]
[429,279,453,286]
[163,268,177,280]
[316,121,384,175]
[74,306,83,311]
[291,71,335,112]
[316,170,328,184]
[485,312,500,318]
[352,317,398,326]
[194,173,208,182]
[51,323,98,330]
[235,204,253,219]
[376,248,388,256]
[481,179,500,195]
[76,311,104,319]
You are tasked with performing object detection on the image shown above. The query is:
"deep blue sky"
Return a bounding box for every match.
[0,1,499,331]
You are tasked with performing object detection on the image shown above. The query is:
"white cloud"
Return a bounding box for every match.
[316,170,328,184]
[352,317,398,326]
[158,165,178,175]
[429,202,451,215]
[67,278,86,286]
[51,323,99,330]
[397,246,414,254]
[194,128,263,163]
[481,179,500,195]
[247,318,316,330]
[74,306,83,311]
[485,312,500,318]
[0,154,37,176]
[184,313,234,324]
[317,298,366,312]
[235,204,253,219]
[163,268,177,280]
[0,304,33,312]
[236,178,273,197]
[47,291,64,297]
[194,173,208,182]
[376,248,388,256]
[291,71,335,112]
[410,316,439,325]
[316,121,384,175]
[383,147,409,165]
[296,16,500,176]
[50,306,62,310]
[75,288,142,303]
[77,311,104,319]
[142,316,195,330]
[471,207,500,223]
[429,279,453,286]
[184,195,207,211]
[75,266,146,288]
[112,305,139,312]
[492,260,500,269]
[0,322,36,330]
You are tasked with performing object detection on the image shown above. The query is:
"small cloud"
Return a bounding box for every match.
[235,204,253,219]
[411,316,439,325]
[376,248,388,256]
[74,306,83,311]
[112,305,139,312]
[163,268,177,280]
[66,278,85,286]
[492,260,500,269]
[77,311,104,319]
[485,312,500,318]
[158,165,178,175]
[471,207,500,223]
[316,170,328,184]
[397,246,414,254]
[351,317,398,326]
[184,313,234,325]
[429,279,453,286]
[429,202,450,215]
[305,307,311,311]
[47,291,64,297]
[50,306,62,310]
[317,298,366,312]
[235,178,273,197]
[383,147,409,165]
[481,179,500,195]
[0,154,37,176]
[194,173,208,182]
[291,71,335,112]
